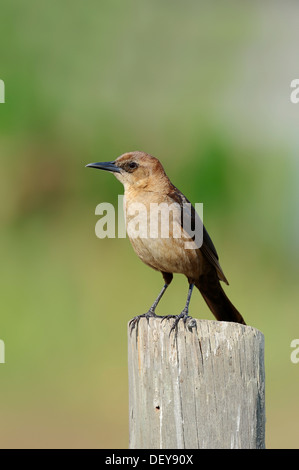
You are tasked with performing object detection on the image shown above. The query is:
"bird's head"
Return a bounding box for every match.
[86,151,169,192]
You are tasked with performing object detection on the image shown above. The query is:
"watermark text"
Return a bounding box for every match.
[0,79,5,103]
[0,339,5,364]
[290,79,299,103]
[290,339,299,364]
[94,195,203,249]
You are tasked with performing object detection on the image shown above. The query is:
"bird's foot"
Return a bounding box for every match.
[129,309,159,334]
[161,309,192,335]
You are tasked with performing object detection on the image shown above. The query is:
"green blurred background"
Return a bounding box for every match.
[1,0,298,448]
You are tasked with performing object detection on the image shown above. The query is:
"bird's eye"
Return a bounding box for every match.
[128,162,138,170]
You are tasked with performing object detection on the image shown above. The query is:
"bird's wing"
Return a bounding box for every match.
[167,186,229,285]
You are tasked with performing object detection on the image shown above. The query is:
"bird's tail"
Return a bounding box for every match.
[195,280,246,325]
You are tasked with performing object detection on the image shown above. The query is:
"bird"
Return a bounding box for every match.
[86,151,246,332]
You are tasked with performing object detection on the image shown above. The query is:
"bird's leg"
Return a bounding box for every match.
[147,283,169,316]
[129,283,169,333]
[162,283,194,334]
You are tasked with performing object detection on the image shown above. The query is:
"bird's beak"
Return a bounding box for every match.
[85,161,121,173]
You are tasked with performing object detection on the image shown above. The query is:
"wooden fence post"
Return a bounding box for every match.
[128,317,265,449]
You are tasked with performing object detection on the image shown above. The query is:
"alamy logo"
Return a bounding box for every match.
[0,340,5,364]
[0,79,5,103]
[290,339,299,364]
[94,195,204,249]
[290,79,299,104]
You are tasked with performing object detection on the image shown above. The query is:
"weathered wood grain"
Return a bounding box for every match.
[128,317,265,449]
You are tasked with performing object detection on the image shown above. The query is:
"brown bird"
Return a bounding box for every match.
[86,151,246,332]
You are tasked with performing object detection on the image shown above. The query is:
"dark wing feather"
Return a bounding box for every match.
[167,186,229,285]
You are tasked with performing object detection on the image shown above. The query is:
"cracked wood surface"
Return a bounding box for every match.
[128,318,265,449]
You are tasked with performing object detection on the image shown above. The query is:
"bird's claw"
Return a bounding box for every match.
[129,310,158,334]
[161,314,176,323]
[161,310,192,335]
[129,309,193,336]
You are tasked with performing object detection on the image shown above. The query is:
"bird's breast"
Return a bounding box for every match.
[123,192,201,278]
